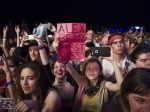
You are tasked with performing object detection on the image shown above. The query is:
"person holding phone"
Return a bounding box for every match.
[53,36,123,112]
[102,33,132,80]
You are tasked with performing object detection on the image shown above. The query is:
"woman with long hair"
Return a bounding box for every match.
[1,55,61,112]
[65,48,123,112]
[120,68,150,112]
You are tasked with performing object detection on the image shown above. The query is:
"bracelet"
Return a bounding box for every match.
[38,45,45,50]
[3,38,6,40]
[6,81,13,86]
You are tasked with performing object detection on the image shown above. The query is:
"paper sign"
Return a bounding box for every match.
[57,23,86,63]
[0,98,15,109]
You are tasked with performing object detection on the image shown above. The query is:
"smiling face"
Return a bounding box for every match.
[128,93,150,112]
[20,68,37,95]
[85,62,101,81]
[53,61,67,80]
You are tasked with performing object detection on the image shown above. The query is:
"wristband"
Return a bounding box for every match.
[3,38,6,40]
[6,81,13,86]
[38,45,45,50]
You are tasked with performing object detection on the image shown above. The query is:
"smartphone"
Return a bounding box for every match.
[91,47,110,57]
[25,35,34,40]
[0,98,15,109]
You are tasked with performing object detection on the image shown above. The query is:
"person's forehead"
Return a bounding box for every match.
[138,53,150,59]
[29,45,38,48]
[112,38,123,42]
[87,30,93,34]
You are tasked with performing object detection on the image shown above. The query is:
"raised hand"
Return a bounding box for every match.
[102,47,116,62]
[52,36,59,52]
[3,25,8,37]
[49,23,56,32]
[0,54,10,73]
[15,25,20,34]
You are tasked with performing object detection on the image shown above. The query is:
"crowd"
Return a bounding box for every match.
[0,23,150,112]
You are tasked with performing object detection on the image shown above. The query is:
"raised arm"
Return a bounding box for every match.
[104,47,123,91]
[0,54,18,100]
[2,25,9,57]
[19,30,28,47]
[34,37,49,65]
[15,25,20,47]
[66,62,84,85]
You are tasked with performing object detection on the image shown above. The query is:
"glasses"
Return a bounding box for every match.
[86,67,99,72]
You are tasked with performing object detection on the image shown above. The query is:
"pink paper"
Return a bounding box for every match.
[57,23,86,63]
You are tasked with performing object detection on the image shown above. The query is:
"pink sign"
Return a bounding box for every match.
[57,23,86,63]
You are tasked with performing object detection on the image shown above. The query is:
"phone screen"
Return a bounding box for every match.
[25,35,34,40]
[91,47,110,57]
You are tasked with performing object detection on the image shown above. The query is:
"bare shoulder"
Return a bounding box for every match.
[45,88,60,102]
[42,88,61,112]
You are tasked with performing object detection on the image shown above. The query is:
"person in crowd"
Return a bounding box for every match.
[8,38,16,49]
[137,36,143,44]
[65,50,123,112]
[97,33,103,43]
[102,33,131,79]
[76,50,97,75]
[86,30,94,42]
[9,47,16,56]
[53,37,123,111]
[129,43,150,69]
[129,40,138,54]
[100,35,108,47]
[120,68,150,112]
[101,68,150,112]
[52,60,77,112]
[6,56,24,83]
[1,55,61,112]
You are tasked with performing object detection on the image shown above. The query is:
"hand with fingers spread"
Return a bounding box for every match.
[14,100,38,112]
[3,25,8,38]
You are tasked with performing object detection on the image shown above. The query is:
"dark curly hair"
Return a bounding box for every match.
[16,61,54,111]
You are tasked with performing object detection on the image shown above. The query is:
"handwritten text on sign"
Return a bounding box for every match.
[57,23,86,63]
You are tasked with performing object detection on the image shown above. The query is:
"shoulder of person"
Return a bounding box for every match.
[45,88,60,102]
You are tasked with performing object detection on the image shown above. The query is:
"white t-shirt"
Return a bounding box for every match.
[102,55,132,79]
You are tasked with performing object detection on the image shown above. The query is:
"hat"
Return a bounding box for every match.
[28,40,38,47]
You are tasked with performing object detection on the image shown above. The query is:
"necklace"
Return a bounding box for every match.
[84,79,101,97]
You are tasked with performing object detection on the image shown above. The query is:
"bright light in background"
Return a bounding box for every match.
[135,26,140,29]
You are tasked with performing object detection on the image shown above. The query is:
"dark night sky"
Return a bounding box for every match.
[0,0,150,33]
